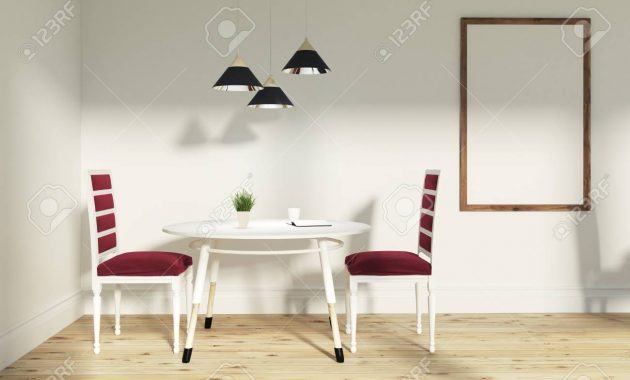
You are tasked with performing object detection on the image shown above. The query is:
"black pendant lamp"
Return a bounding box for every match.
[282,1,330,75]
[248,0,293,109]
[248,75,293,109]
[213,54,263,91]
[212,1,262,92]
[283,38,330,75]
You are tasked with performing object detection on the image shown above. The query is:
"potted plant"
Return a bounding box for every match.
[232,189,255,228]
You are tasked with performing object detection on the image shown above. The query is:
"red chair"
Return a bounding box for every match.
[87,170,193,354]
[344,170,440,353]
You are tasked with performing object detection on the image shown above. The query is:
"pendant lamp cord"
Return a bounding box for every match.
[237,0,240,54]
[269,0,272,71]
[305,0,308,37]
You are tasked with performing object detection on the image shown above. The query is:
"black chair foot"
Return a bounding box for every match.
[204,317,213,329]
[182,348,193,363]
[334,347,344,363]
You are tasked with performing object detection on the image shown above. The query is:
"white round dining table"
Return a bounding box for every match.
[162,219,370,364]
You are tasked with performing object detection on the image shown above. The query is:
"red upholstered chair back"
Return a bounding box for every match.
[418,170,440,262]
[87,171,120,270]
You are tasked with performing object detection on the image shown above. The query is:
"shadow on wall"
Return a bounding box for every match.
[178,108,281,147]
[577,210,630,312]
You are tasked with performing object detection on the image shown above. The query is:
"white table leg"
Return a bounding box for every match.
[182,242,211,363]
[205,254,220,329]
[317,239,344,363]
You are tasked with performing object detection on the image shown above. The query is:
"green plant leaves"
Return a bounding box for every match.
[232,189,256,212]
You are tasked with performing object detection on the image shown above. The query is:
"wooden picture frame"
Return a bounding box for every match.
[459,17,591,212]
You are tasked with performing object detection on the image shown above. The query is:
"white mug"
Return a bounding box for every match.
[288,208,301,222]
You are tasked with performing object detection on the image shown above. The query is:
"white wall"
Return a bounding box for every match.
[80,0,630,314]
[0,0,83,369]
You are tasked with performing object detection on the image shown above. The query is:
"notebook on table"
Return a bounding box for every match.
[287,220,332,227]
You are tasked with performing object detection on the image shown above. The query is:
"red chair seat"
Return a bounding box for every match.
[345,251,431,276]
[97,251,193,276]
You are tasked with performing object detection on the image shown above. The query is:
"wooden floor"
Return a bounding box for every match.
[1,313,629,379]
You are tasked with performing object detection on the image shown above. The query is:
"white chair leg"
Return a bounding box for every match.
[93,284,102,354]
[114,285,121,336]
[349,279,358,353]
[415,282,422,334]
[172,279,181,354]
[185,268,193,333]
[345,270,351,334]
[428,280,436,353]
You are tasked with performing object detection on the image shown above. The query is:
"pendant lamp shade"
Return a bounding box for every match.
[248,75,293,109]
[213,55,263,91]
[282,38,330,75]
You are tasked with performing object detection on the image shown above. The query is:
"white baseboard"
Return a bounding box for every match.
[83,286,630,315]
[0,290,83,370]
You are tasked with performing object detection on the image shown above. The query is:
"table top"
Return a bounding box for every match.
[163,219,370,240]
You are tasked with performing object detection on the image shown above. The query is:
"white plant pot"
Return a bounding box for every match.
[237,211,251,228]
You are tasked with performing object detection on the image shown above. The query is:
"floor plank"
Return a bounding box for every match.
[1,314,628,379]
